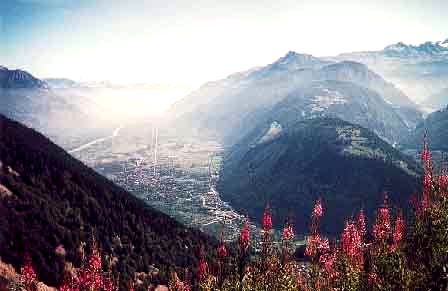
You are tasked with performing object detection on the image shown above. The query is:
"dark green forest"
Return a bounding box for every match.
[0,114,219,289]
[219,118,421,235]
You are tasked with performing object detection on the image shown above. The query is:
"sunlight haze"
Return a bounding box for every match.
[1,0,447,88]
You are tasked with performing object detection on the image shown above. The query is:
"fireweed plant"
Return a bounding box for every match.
[4,137,448,290]
[183,136,448,291]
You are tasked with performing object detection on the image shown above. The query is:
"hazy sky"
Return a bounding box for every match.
[1,0,447,86]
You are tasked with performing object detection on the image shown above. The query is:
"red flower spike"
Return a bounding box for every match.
[239,219,250,247]
[356,209,366,238]
[77,240,106,289]
[312,198,323,218]
[420,133,432,170]
[217,243,227,258]
[197,258,208,281]
[373,203,391,241]
[392,211,405,247]
[305,234,321,257]
[319,251,338,279]
[341,220,363,267]
[20,252,37,288]
[262,204,272,231]
[282,224,294,241]
[196,246,208,281]
[217,231,227,258]
[317,237,330,253]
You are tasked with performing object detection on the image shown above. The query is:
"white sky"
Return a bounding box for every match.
[2,0,447,87]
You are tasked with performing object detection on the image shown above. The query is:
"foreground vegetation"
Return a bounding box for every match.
[0,116,448,291]
[1,133,447,290]
[178,136,448,291]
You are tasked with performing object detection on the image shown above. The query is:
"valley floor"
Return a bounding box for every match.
[67,121,263,242]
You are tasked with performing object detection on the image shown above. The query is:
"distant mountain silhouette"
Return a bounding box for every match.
[167,53,420,145]
[44,78,80,89]
[334,38,448,104]
[0,67,114,149]
[0,66,47,89]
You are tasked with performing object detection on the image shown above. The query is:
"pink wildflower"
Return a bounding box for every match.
[196,246,208,281]
[392,211,405,250]
[317,237,330,253]
[305,234,321,257]
[20,252,37,289]
[312,198,323,218]
[373,205,391,241]
[319,251,338,279]
[217,243,227,258]
[282,224,294,241]
[239,219,250,247]
[217,231,227,258]
[356,209,366,238]
[262,204,272,231]
[341,220,363,267]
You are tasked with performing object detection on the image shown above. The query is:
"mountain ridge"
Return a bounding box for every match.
[0,114,218,288]
[0,66,48,89]
[217,117,420,235]
[166,52,420,146]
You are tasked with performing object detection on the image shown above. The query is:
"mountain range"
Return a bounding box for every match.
[334,39,448,106]
[0,67,116,149]
[167,52,421,146]
[166,42,448,234]
[235,79,414,145]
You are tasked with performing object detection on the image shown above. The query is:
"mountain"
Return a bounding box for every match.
[249,51,332,79]
[0,66,47,89]
[334,39,448,105]
[0,67,114,149]
[403,105,448,152]
[167,53,420,145]
[0,114,218,288]
[236,80,411,145]
[217,118,420,235]
[44,78,80,89]
[316,61,416,108]
[420,87,448,112]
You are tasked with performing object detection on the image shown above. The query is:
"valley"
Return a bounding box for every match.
[2,1,448,288]
[68,122,268,243]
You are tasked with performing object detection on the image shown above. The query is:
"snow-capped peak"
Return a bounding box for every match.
[384,42,408,52]
[275,51,322,68]
[384,40,448,55]
[441,39,448,48]
[0,65,8,71]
